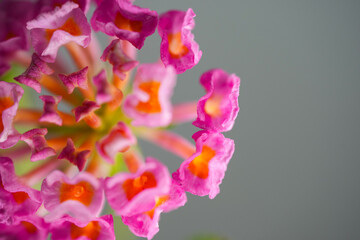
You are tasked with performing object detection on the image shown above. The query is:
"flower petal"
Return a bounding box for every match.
[193,69,240,132]
[158,9,202,74]
[173,130,234,199]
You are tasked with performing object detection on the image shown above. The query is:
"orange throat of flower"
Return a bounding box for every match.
[136,81,162,113]
[122,172,157,200]
[188,145,216,179]
[0,96,14,133]
[59,181,94,206]
[45,18,82,41]
[168,32,189,59]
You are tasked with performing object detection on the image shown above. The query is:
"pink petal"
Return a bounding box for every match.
[39,95,62,126]
[20,128,56,162]
[158,9,202,74]
[91,0,158,49]
[58,66,89,94]
[105,157,171,216]
[14,53,54,93]
[96,121,136,164]
[0,81,23,149]
[27,1,91,62]
[123,62,176,127]
[193,69,240,132]
[173,130,235,199]
[58,138,90,171]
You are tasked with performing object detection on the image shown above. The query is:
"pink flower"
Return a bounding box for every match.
[58,66,89,94]
[41,170,104,222]
[20,128,56,162]
[14,53,54,93]
[0,215,49,240]
[58,138,90,171]
[91,0,158,49]
[123,62,176,127]
[96,121,137,164]
[158,9,202,74]
[0,81,23,149]
[50,215,115,240]
[93,70,113,105]
[173,130,235,199]
[193,69,240,132]
[101,39,138,79]
[122,180,187,239]
[27,1,91,62]
[39,95,63,126]
[0,157,42,225]
[105,157,171,216]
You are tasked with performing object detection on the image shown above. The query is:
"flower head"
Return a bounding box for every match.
[0,0,240,238]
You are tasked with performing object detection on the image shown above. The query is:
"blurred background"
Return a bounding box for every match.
[127,0,360,239]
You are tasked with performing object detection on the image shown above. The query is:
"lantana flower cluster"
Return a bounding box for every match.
[0,0,240,239]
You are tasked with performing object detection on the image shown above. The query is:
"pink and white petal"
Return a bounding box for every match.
[96,121,136,164]
[0,81,23,149]
[0,215,49,240]
[50,215,115,240]
[41,170,104,222]
[173,131,235,199]
[27,2,91,62]
[193,69,240,132]
[105,157,171,216]
[123,63,176,127]
[91,0,158,49]
[158,9,202,74]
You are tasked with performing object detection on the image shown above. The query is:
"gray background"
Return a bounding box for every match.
[130,0,360,239]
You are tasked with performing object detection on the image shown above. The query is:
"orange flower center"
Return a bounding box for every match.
[59,181,94,206]
[136,81,162,113]
[46,18,82,41]
[204,94,222,117]
[188,145,216,179]
[21,221,38,234]
[70,221,101,240]
[145,195,169,219]
[115,12,143,32]
[168,32,189,59]
[122,172,157,200]
[0,96,14,133]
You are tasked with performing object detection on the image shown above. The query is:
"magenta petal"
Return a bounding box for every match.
[0,215,49,240]
[123,63,176,127]
[58,138,90,171]
[41,170,105,223]
[122,180,187,239]
[50,215,115,240]
[14,53,54,93]
[0,157,42,225]
[39,95,62,125]
[101,39,138,79]
[93,70,112,105]
[73,100,100,122]
[58,66,89,94]
[91,0,158,49]
[193,69,240,132]
[158,9,202,74]
[96,121,136,164]
[27,1,91,62]
[50,0,91,13]
[0,81,23,149]
[20,128,56,162]
[105,157,171,216]
[173,130,235,199]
